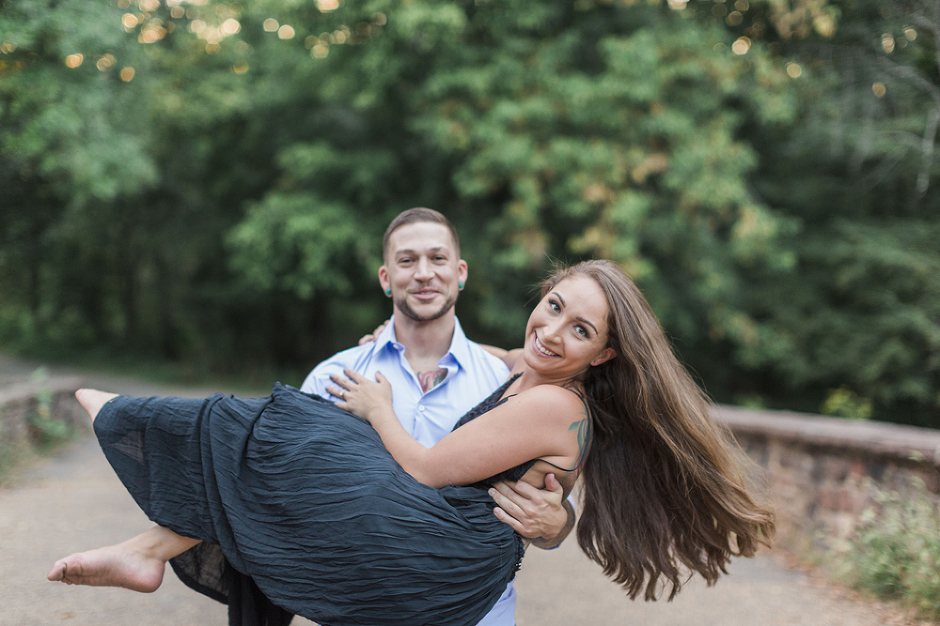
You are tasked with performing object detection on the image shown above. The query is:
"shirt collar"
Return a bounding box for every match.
[376,315,473,370]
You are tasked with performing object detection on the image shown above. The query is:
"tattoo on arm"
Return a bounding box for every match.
[569,410,590,458]
[529,410,588,550]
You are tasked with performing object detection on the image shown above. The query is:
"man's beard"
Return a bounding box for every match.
[394,292,458,323]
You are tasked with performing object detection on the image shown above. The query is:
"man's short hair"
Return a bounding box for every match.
[382,208,461,261]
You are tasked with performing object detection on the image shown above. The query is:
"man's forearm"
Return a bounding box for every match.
[529,499,576,550]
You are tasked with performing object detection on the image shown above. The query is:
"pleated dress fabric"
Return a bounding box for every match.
[93,382,524,626]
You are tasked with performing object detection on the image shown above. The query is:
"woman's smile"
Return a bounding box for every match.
[532,333,560,358]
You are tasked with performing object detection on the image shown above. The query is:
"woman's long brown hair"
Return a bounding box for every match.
[544,260,775,601]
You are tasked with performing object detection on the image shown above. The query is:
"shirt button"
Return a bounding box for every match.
[418,405,426,411]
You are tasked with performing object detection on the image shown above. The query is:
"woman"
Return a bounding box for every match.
[48,261,774,625]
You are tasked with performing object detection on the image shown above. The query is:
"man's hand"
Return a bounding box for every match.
[488,474,575,549]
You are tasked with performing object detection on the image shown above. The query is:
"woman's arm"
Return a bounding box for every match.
[330,370,585,489]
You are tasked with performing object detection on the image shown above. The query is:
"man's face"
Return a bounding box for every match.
[379,222,468,323]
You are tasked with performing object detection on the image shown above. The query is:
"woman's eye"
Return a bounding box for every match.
[549,301,560,312]
[576,325,588,337]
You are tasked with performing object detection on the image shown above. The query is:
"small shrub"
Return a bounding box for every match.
[842,480,940,621]
[821,386,872,420]
[26,367,75,450]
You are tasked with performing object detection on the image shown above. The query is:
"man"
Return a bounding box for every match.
[300,207,575,626]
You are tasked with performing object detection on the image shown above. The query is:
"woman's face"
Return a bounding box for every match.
[522,275,616,383]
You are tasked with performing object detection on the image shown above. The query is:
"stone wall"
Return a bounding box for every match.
[714,405,940,553]
[0,376,88,451]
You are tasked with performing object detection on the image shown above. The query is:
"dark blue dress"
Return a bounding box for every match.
[93,380,525,626]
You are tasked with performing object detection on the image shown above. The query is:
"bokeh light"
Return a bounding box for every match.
[222,19,241,36]
[65,54,83,68]
[278,25,296,40]
[872,82,886,98]
[316,0,339,11]
[786,62,802,78]
[732,37,751,55]
[263,18,279,32]
[882,33,895,53]
[814,15,835,37]
[139,20,168,44]
[96,54,116,71]
[120,66,135,81]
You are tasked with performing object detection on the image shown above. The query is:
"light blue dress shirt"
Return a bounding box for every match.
[299,316,517,626]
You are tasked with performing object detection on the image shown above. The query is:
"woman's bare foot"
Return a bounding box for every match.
[75,389,119,422]
[47,541,166,593]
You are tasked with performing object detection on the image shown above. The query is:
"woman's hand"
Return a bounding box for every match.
[327,369,394,426]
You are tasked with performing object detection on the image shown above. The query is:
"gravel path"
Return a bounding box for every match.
[0,355,926,625]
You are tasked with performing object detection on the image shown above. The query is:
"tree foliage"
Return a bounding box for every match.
[0,0,937,426]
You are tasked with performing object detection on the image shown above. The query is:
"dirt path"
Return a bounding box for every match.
[0,355,925,625]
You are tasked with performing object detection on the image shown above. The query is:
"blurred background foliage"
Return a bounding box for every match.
[1,0,938,427]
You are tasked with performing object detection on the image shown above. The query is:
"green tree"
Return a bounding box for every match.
[720,0,940,425]
[2,0,937,425]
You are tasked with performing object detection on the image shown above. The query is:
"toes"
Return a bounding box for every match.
[47,561,66,582]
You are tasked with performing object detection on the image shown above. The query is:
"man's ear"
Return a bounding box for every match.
[591,347,617,367]
[457,259,468,289]
[378,265,391,295]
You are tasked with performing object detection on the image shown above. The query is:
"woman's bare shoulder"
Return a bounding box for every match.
[509,384,586,421]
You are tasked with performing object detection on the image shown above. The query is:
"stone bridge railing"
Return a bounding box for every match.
[714,405,940,553]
